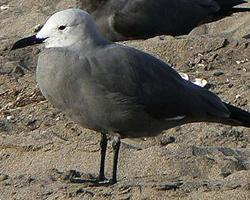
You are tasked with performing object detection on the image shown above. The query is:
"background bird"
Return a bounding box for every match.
[76,0,250,41]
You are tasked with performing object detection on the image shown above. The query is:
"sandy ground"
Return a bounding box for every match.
[0,1,250,199]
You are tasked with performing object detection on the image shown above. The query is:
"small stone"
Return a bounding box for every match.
[0,119,10,132]
[213,71,224,76]
[228,83,234,88]
[156,181,183,190]
[197,63,205,68]
[193,78,207,87]
[26,117,40,130]
[160,136,176,146]
[0,5,9,10]
[32,24,43,33]
[0,174,9,181]
[235,94,241,99]
[6,115,14,120]
[220,170,231,177]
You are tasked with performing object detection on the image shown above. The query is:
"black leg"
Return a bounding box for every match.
[111,136,121,183]
[99,132,108,181]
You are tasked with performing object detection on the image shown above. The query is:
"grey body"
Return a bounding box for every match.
[37,42,229,138]
[77,0,249,41]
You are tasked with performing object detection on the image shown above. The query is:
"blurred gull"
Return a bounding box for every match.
[77,0,250,41]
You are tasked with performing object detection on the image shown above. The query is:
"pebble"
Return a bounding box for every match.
[6,115,14,120]
[32,24,43,33]
[156,181,183,190]
[0,5,9,11]
[213,71,224,76]
[26,117,40,130]
[0,119,10,132]
[236,59,248,65]
[193,78,208,87]
[0,174,9,181]
[197,63,205,68]
[160,136,176,146]
[235,94,241,99]
[228,83,234,88]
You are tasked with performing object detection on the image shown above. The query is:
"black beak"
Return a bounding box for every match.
[11,35,46,50]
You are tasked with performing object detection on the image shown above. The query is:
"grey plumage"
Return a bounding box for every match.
[36,44,235,138]
[12,9,250,183]
[77,0,250,41]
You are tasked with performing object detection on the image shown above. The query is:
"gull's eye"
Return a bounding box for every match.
[58,25,66,30]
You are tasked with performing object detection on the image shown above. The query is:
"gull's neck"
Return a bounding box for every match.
[68,31,110,53]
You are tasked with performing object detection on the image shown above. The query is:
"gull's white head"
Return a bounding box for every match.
[36,9,102,48]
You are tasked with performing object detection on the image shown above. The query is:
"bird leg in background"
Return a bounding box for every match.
[99,132,108,181]
[112,136,121,183]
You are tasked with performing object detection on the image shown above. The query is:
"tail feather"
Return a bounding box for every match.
[213,0,250,18]
[231,7,250,12]
[215,0,248,8]
[223,103,250,127]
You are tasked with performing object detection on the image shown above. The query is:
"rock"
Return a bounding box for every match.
[26,116,40,130]
[6,115,14,120]
[156,181,183,190]
[0,174,9,182]
[32,24,43,33]
[213,71,224,76]
[0,5,9,11]
[160,136,176,146]
[0,119,11,132]
[193,78,208,87]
